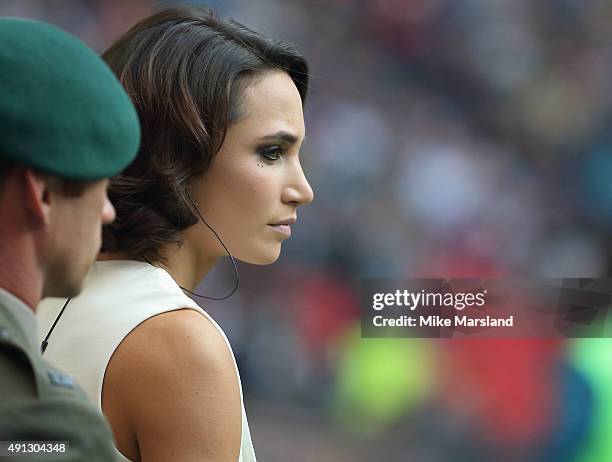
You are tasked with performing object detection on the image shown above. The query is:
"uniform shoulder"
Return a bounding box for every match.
[0,343,37,399]
[0,391,120,461]
[0,344,120,462]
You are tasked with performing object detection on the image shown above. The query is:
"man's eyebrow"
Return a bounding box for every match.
[258,130,305,145]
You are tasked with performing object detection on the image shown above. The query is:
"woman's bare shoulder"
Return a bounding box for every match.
[103,308,241,462]
[126,308,230,356]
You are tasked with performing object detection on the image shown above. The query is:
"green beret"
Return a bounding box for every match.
[0,18,140,180]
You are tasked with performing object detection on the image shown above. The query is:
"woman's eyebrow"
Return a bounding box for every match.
[258,130,305,145]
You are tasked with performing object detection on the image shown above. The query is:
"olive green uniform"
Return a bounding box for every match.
[0,289,121,461]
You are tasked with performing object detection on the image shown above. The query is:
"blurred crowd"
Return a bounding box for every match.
[6,0,612,460]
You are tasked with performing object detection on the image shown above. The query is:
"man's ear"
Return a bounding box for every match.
[23,168,52,226]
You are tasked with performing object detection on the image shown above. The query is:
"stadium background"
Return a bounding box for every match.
[6,0,612,460]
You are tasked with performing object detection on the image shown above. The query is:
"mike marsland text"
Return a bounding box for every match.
[372,314,514,328]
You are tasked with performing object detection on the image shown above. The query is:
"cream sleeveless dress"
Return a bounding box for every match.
[36,260,256,462]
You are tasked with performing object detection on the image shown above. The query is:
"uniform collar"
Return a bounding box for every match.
[0,287,38,353]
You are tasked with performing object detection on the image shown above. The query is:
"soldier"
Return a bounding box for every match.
[0,18,140,460]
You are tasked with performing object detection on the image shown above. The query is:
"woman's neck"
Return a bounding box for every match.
[158,241,217,291]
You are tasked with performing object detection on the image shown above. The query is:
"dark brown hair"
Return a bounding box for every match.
[101,5,308,263]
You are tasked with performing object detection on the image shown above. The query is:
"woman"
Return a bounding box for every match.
[37,6,313,462]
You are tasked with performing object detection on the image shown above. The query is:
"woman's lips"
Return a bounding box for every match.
[268,224,291,237]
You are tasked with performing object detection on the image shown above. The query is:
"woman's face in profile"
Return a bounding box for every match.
[188,70,314,264]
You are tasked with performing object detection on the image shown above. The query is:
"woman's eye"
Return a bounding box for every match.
[259,146,283,162]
